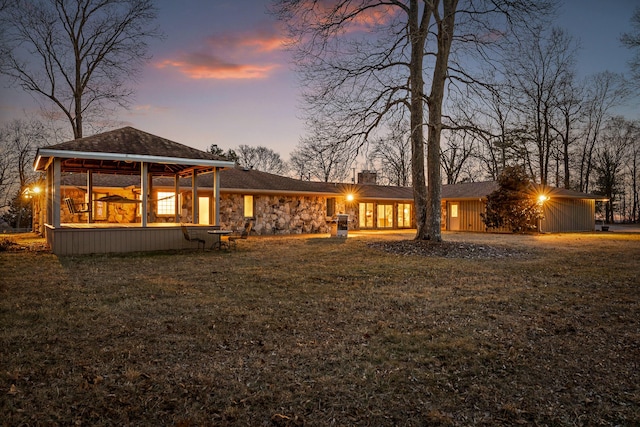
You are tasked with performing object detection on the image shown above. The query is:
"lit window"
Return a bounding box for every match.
[377,204,393,228]
[451,203,458,218]
[157,191,175,215]
[398,203,411,228]
[244,195,254,218]
[359,203,374,228]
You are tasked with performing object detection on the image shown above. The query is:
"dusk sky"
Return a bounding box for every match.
[0,0,638,162]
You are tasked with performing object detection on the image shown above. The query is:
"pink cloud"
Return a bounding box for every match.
[157,56,279,80]
[156,27,287,80]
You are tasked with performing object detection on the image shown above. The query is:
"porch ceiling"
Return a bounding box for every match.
[53,156,214,177]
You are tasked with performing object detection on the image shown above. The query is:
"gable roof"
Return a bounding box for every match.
[35,126,235,176]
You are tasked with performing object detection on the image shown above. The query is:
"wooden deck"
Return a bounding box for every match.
[46,223,214,255]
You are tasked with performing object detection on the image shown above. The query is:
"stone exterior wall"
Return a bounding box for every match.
[218,193,338,235]
[61,188,139,223]
[53,187,359,235]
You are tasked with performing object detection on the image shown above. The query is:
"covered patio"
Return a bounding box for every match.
[34,127,236,255]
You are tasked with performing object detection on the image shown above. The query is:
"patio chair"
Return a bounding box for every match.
[181,224,206,250]
[224,220,253,249]
[64,197,90,214]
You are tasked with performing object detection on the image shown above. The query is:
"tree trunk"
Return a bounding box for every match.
[421,0,457,242]
[409,0,429,240]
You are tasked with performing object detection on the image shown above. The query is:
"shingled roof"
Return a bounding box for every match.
[35,127,234,176]
[59,165,603,201]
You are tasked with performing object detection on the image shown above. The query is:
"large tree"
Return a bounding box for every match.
[0,0,161,139]
[273,0,552,241]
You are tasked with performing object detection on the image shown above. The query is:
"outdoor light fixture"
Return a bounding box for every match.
[346,193,354,202]
[538,194,548,204]
[22,185,42,199]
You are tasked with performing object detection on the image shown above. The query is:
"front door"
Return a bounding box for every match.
[449,202,460,231]
[198,197,209,225]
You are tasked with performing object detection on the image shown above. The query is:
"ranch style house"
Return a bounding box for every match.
[32,127,603,255]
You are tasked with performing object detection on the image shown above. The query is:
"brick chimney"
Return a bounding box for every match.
[357,170,377,185]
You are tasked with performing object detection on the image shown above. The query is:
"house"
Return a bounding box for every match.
[33,127,602,255]
[56,164,601,236]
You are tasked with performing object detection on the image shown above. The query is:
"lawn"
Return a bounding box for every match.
[1,231,639,426]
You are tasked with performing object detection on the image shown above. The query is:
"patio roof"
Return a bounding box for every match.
[34,126,235,176]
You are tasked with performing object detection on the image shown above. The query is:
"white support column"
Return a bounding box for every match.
[174,175,180,223]
[213,168,220,225]
[141,162,148,227]
[191,170,198,224]
[87,170,93,223]
[52,158,61,227]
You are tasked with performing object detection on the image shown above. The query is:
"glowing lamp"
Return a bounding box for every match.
[346,193,354,202]
[537,194,548,204]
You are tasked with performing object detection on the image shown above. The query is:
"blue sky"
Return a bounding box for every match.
[0,0,638,160]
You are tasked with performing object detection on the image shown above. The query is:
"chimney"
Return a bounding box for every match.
[357,170,377,185]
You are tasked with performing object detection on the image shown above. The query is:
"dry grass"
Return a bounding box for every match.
[1,230,639,426]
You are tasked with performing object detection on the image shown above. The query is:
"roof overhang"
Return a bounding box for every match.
[35,148,236,177]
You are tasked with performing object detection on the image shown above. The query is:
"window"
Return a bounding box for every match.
[450,203,458,218]
[243,195,254,218]
[397,203,412,228]
[157,191,175,216]
[377,204,393,228]
[326,197,336,217]
[359,203,374,228]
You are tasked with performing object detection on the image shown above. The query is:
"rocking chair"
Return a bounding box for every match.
[64,197,91,214]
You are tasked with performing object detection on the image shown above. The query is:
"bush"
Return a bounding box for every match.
[481,166,544,233]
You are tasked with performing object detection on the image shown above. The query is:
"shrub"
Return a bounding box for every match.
[481,166,544,233]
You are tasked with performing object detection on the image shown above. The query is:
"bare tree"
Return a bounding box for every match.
[550,70,583,189]
[289,138,355,183]
[594,117,634,223]
[621,6,640,86]
[0,0,161,139]
[576,72,629,193]
[273,0,552,241]
[235,145,288,175]
[440,129,476,184]
[505,27,579,186]
[0,119,48,224]
[368,121,411,186]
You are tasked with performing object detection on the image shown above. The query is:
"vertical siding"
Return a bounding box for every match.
[442,200,488,232]
[459,200,487,232]
[541,199,594,232]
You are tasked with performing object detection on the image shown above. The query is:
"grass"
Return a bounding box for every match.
[1,231,639,426]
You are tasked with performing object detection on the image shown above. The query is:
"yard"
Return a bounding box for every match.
[1,231,639,426]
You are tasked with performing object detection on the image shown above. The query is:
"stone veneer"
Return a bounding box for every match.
[218,194,336,235]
